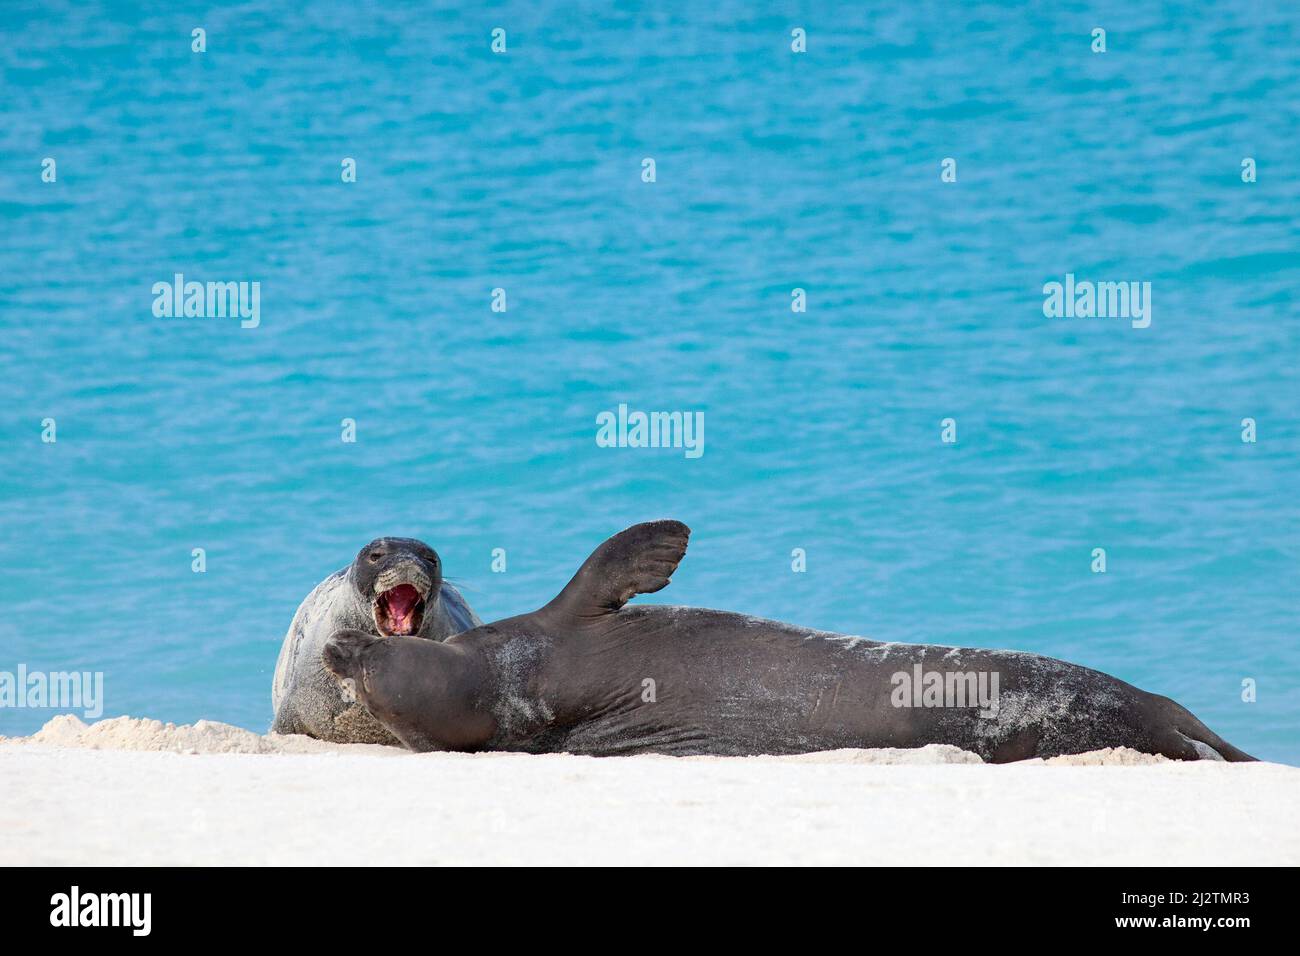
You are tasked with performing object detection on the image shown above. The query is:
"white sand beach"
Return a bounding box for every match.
[2,716,1296,866]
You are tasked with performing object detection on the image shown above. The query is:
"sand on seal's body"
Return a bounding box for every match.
[1,716,1293,865]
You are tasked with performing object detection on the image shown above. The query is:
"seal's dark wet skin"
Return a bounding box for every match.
[323,521,1256,763]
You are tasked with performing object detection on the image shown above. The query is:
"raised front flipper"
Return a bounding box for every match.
[540,520,690,625]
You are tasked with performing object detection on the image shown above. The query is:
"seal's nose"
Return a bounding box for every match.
[374,560,433,599]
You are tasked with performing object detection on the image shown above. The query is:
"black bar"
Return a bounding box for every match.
[3,867,1288,940]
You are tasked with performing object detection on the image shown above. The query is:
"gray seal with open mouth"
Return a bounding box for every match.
[322,520,1256,762]
[271,537,480,744]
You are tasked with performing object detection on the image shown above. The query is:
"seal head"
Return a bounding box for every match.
[349,537,442,637]
[323,628,497,752]
[270,535,481,743]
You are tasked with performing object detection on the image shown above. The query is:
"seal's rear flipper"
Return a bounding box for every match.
[1174,723,1257,762]
[1177,732,1226,761]
[541,520,690,623]
[1157,695,1258,762]
[322,629,381,679]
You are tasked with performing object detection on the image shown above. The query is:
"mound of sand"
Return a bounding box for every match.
[1,714,396,756]
[746,744,984,764]
[3,715,1171,765]
[1042,747,1170,766]
[711,744,1166,765]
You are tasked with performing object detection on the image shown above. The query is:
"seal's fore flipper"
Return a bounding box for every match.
[541,520,690,624]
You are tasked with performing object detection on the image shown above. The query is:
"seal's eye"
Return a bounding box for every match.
[368,552,383,562]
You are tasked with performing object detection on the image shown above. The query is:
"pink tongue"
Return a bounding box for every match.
[384,585,420,621]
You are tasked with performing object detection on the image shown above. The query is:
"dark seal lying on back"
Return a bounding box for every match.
[322,521,1255,762]
[272,536,480,744]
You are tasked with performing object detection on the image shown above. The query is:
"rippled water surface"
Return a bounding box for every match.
[1,1,1297,761]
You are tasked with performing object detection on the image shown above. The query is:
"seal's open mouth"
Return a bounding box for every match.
[374,584,425,636]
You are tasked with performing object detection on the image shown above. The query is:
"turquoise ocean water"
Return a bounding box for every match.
[1,2,1296,761]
